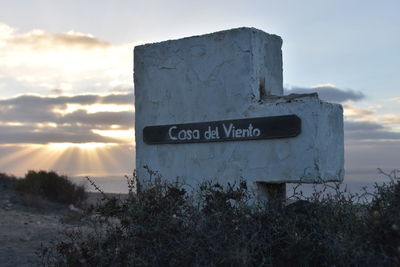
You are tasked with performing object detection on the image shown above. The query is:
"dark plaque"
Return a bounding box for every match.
[143,115,301,145]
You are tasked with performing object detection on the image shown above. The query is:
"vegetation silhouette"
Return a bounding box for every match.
[39,168,400,266]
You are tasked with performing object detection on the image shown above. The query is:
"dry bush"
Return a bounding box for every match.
[40,169,400,266]
[0,173,18,190]
[15,170,87,206]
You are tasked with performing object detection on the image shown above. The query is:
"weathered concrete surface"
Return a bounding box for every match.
[134,28,344,186]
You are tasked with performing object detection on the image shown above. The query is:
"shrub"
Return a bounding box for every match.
[15,170,87,206]
[39,170,400,266]
[0,172,18,190]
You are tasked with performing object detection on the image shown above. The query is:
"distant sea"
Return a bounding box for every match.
[71,175,132,194]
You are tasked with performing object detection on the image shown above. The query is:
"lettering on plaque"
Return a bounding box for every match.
[143,114,301,145]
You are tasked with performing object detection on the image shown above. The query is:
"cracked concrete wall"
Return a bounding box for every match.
[134,28,344,186]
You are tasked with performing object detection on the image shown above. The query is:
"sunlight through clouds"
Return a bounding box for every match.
[0,22,134,97]
[0,92,135,176]
[0,22,136,177]
[92,129,134,142]
[53,103,134,115]
[0,143,134,177]
[0,16,398,193]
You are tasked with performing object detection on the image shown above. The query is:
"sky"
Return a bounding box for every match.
[0,0,399,192]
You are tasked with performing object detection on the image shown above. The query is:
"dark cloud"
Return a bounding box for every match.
[1,91,398,146]
[0,125,118,144]
[108,86,134,94]
[346,130,400,141]
[101,93,134,105]
[50,88,64,95]
[0,93,133,106]
[0,93,134,124]
[0,93,134,144]
[285,85,365,103]
[344,120,400,141]
[344,121,383,131]
[60,110,134,127]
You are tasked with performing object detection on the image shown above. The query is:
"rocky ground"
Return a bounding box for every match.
[0,181,109,266]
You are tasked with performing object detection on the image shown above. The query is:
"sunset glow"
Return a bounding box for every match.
[0,21,135,178]
[0,1,399,193]
[92,129,134,141]
[0,142,132,177]
[53,104,134,115]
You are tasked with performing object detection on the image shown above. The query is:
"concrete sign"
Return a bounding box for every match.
[134,28,344,186]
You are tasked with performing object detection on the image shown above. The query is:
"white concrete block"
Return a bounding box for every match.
[134,28,344,186]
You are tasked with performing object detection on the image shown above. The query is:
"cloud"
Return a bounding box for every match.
[0,22,134,98]
[344,121,383,131]
[285,84,365,103]
[381,114,400,124]
[0,22,109,50]
[0,93,134,130]
[50,88,64,95]
[343,105,400,131]
[1,92,134,107]
[346,130,400,141]
[343,105,375,118]
[344,120,400,142]
[2,90,399,145]
[8,29,111,50]
[389,97,400,103]
[60,110,134,127]
[0,125,118,144]
[0,93,134,144]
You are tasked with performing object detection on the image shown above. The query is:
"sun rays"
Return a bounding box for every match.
[0,142,133,177]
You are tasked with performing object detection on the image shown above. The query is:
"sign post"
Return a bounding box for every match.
[134,28,344,202]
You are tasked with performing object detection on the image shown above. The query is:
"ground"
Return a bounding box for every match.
[0,184,107,266]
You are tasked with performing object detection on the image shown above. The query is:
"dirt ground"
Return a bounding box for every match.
[0,185,108,266]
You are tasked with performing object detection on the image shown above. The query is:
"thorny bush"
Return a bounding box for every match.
[40,168,400,266]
